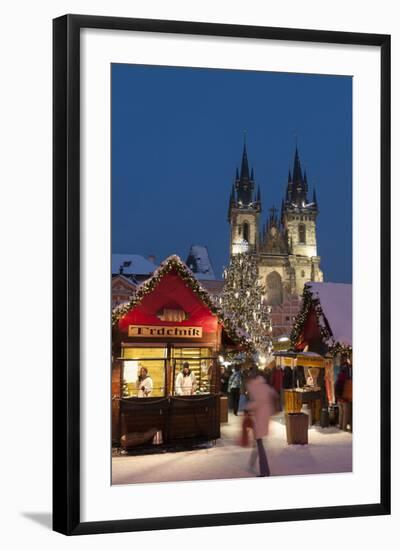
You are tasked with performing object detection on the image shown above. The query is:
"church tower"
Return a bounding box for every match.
[282,146,323,293]
[228,139,261,255]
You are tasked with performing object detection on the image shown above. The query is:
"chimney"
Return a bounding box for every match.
[147,255,156,264]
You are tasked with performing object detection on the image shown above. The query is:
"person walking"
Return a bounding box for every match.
[246,365,277,477]
[228,364,242,415]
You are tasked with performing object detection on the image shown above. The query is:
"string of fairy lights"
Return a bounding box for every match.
[290,284,352,356]
[220,253,273,356]
[112,254,254,350]
[112,255,349,361]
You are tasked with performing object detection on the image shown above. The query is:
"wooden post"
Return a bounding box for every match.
[111,359,122,446]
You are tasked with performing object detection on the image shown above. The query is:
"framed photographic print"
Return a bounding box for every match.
[53,14,391,535]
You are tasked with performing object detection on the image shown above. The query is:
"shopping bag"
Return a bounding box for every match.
[238,413,254,447]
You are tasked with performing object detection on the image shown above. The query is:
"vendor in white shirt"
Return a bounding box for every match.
[175,362,197,396]
[136,366,153,398]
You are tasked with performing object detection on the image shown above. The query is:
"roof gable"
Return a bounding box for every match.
[308,282,352,346]
[292,282,352,351]
[113,255,250,347]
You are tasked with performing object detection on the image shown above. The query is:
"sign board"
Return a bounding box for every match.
[128,325,203,339]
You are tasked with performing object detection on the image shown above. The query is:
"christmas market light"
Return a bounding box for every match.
[220,252,273,356]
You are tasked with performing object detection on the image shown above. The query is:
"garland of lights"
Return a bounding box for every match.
[290,283,351,356]
[329,342,352,356]
[220,253,273,356]
[112,254,253,350]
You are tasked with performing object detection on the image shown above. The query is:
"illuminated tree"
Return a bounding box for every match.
[221,253,273,356]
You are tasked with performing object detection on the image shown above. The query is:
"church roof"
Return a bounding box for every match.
[233,138,256,207]
[283,145,317,212]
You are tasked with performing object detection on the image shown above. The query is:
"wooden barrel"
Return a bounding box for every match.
[283,390,302,413]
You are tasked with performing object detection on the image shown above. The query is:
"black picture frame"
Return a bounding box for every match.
[53,14,391,536]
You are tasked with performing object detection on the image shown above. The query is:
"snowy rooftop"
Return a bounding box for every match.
[186,245,216,280]
[112,254,157,276]
[111,273,138,287]
[307,282,352,346]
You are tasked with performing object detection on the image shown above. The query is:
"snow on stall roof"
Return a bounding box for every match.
[186,245,216,280]
[111,254,251,346]
[111,254,157,276]
[307,282,352,346]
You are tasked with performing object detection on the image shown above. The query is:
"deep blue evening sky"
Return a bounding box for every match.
[112,64,352,283]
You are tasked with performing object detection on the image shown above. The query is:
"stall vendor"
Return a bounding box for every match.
[175,362,197,395]
[137,366,153,398]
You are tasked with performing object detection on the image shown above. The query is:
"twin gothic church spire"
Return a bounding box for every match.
[228,137,319,255]
[234,140,259,206]
[228,136,323,291]
[228,138,261,219]
[284,145,317,209]
[229,138,318,218]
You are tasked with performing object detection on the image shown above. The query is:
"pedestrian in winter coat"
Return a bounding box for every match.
[175,362,197,396]
[246,366,277,476]
[228,365,242,415]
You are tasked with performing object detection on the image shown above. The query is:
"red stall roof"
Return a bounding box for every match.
[291,282,352,353]
[113,255,251,348]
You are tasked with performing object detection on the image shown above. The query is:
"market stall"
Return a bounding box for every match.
[290,282,353,430]
[112,255,249,451]
[273,351,330,425]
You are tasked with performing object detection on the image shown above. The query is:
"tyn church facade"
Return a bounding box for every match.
[228,141,323,308]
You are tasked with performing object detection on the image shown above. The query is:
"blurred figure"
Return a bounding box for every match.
[228,364,242,415]
[220,366,229,394]
[246,365,277,477]
[175,361,197,395]
[137,366,153,398]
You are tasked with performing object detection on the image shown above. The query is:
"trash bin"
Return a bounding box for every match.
[285,413,308,445]
[320,408,330,428]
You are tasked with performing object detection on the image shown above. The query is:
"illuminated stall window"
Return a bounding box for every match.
[172,347,213,395]
[122,347,167,398]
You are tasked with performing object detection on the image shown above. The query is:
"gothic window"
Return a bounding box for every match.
[266,271,283,306]
[301,270,305,277]
[298,223,306,244]
[243,221,249,242]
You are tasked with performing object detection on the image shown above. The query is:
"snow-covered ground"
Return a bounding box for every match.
[112,412,352,485]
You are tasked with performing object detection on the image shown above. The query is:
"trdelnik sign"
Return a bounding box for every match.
[128,325,203,338]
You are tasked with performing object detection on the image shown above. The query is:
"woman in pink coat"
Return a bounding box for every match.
[246,367,277,477]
